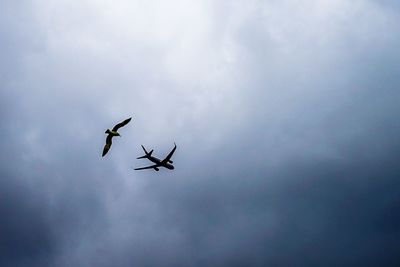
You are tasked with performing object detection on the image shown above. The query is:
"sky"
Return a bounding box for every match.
[1,0,400,266]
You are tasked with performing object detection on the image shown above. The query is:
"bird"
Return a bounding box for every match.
[102,117,132,157]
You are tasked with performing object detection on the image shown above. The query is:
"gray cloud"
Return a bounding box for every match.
[1,0,400,266]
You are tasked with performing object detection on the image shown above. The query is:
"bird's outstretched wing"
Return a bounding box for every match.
[112,117,132,131]
[161,142,177,164]
[102,135,113,157]
[134,165,159,170]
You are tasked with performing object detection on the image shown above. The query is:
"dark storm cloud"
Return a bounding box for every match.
[1,0,400,266]
[0,171,53,267]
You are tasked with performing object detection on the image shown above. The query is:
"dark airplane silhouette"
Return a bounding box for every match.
[134,143,176,171]
[102,117,132,157]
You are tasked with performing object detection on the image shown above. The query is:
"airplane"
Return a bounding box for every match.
[134,143,176,171]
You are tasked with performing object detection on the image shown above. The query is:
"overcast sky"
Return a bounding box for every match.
[1,0,400,266]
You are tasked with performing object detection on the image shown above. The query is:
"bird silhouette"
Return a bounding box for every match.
[102,117,132,157]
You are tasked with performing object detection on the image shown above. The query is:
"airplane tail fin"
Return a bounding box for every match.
[137,145,153,159]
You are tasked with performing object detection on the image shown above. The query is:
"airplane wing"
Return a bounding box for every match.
[161,143,177,164]
[134,164,159,170]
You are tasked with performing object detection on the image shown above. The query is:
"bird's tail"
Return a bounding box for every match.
[137,145,153,159]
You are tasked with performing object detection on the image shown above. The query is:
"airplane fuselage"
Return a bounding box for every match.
[148,156,174,170]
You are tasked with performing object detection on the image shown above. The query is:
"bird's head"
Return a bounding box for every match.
[117,133,121,137]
